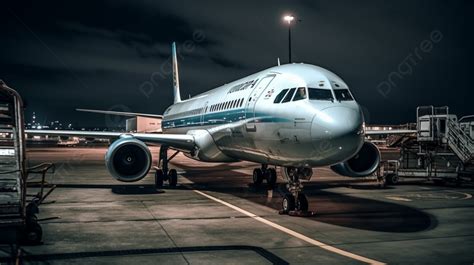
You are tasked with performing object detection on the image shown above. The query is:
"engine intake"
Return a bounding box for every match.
[105,136,152,182]
[330,141,380,177]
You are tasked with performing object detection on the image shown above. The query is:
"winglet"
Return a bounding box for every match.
[172,42,182,103]
[277,58,281,66]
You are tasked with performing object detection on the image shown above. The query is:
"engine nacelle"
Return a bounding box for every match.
[105,136,152,182]
[330,141,380,177]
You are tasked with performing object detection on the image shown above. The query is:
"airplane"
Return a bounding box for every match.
[28,42,414,214]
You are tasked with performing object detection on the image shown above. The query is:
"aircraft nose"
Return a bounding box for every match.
[311,106,364,161]
[312,106,362,138]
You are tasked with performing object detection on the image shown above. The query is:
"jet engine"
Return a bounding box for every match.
[105,136,152,182]
[330,141,380,177]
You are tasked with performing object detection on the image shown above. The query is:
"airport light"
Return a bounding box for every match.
[283,14,295,63]
[283,15,294,24]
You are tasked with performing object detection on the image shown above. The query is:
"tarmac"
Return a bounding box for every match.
[1,146,473,264]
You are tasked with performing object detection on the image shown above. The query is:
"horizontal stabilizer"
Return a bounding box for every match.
[76,108,163,119]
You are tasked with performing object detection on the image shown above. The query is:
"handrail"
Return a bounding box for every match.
[446,119,473,163]
[27,163,55,174]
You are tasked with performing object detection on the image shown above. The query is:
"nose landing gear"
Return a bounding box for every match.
[280,167,315,217]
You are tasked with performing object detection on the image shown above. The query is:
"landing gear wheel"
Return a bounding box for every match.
[282,194,295,213]
[433,179,446,186]
[155,169,164,188]
[253,169,263,185]
[296,194,308,212]
[169,169,178,187]
[266,168,277,187]
[24,221,42,245]
[385,174,399,185]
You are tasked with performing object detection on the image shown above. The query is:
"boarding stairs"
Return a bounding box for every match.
[0,81,26,230]
[447,119,474,164]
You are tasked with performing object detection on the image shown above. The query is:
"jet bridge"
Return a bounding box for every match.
[379,106,474,185]
[0,80,55,252]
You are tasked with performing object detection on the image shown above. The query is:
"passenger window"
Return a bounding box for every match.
[308,88,334,101]
[274,89,289,103]
[292,87,307,101]
[281,88,296,103]
[333,89,353,101]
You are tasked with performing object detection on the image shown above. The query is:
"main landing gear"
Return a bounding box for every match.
[280,167,315,217]
[252,164,277,188]
[154,146,180,188]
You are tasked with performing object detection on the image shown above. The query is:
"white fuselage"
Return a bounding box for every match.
[162,64,365,167]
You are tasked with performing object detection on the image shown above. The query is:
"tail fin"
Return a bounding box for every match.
[172,42,182,103]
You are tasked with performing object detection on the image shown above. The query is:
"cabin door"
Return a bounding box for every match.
[245,75,275,132]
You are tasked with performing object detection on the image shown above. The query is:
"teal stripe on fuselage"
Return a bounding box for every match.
[162,108,290,129]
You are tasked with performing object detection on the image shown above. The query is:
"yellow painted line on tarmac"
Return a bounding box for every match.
[193,189,385,265]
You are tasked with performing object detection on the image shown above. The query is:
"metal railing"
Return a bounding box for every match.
[447,119,474,163]
[0,80,27,223]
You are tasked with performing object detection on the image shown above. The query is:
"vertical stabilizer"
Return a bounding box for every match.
[172,42,182,103]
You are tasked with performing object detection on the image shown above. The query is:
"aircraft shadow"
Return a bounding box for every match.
[175,164,435,233]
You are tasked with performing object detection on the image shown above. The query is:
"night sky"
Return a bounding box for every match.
[1,0,472,127]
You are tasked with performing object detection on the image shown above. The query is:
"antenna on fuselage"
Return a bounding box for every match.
[172,42,182,103]
[277,57,281,66]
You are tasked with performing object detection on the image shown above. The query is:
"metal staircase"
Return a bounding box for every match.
[0,80,26,235]
[447,119,474,164]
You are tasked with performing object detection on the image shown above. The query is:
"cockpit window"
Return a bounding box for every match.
[292,87,307,101]
[274,89,289,103]
[308,88,334,101]
[334,89,353,101]
[281,88,296,103]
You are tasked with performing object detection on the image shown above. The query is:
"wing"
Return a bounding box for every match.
[365,129,417,135]
[76,108,163,119]
[25,130,194,150]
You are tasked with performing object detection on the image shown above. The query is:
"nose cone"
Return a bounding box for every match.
[311,106,364,164]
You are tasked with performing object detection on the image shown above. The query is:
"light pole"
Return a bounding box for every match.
[283,15,295,63]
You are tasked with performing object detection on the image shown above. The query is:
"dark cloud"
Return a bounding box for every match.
[0,0,472,127]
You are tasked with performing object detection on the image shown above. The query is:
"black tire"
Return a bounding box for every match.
[155,169,164,188]
[267,168,277,187]
[25,222,42,245]
[169,169,178,187]
[253,168,263,185]
[296,194,308,212]
[282,194,295,212]
[433,179,446,186]
[385,174,399,185]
